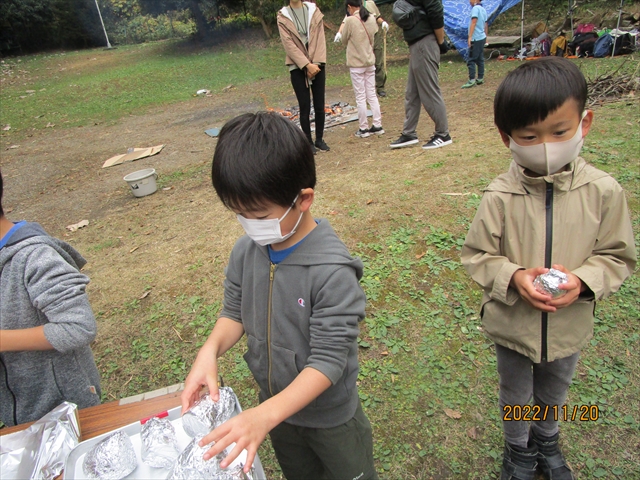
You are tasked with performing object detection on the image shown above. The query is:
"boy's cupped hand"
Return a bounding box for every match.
[546,264,583,309]
[511,265,583,312]
[199,405,272,474]
[512,267,555,312]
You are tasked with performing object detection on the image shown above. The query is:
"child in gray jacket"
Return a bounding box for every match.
[181,112,377,479]
[0,170,101,426]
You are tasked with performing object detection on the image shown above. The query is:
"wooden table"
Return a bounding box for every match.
[0,390,183,441]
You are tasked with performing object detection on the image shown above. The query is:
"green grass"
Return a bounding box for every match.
[0,40,286,134]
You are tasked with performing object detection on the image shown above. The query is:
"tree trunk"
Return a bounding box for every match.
[258,14,272,38]
[189,0,209,40]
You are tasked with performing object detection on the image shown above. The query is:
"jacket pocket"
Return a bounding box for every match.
[52,353,100,409]
[269,344,300,394]
[243,335,268,392]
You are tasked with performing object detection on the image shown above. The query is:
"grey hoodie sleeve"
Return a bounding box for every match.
[23,245,97,352]
[307,266,365,384]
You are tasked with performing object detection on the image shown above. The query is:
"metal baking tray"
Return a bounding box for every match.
[63,399,266,479]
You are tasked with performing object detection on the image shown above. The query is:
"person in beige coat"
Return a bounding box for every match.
[277,1,329,154]
[461,57,636,480]
[340,0,383,138]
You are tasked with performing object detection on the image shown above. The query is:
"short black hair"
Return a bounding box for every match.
[0,168,4,217]
[494,57,587,135]
[211,112,316,211]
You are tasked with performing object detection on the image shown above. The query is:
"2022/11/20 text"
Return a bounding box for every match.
[503,405,600,422]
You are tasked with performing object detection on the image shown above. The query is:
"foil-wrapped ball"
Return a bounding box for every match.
[166,437,234,479]
[533,268,568,298]
[182,387,236,438]
[140,416,181,469]
[82,430,137,479]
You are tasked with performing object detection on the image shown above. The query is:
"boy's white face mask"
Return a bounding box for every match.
[509,112,586,176]
[236,195,303,246]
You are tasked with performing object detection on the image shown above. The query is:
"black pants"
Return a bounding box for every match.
[290,65,325,141]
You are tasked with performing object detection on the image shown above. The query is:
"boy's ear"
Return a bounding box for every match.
[498,129,511,148]
[299,188,315,212]
[580,110,594,138]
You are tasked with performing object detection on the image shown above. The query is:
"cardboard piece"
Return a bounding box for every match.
[102,145,165,168]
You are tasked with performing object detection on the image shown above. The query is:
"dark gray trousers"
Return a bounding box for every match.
[402,33,449,137]
[496,343,580,448]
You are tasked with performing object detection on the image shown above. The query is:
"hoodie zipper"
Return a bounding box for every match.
[542,182,553,363]
[267,263,276,396]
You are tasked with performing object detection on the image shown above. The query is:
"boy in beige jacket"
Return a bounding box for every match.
[461,57,636,480]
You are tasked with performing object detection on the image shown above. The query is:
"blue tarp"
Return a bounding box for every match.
[443,0,522,59]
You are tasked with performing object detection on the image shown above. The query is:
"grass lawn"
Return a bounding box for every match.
[1,8,638,478]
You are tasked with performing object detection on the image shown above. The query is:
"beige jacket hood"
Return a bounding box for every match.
[462,157,636,363]
[277,3,327,68]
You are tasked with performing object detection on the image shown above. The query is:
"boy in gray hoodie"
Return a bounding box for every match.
[181,112,377,480]
[0,170,101,426]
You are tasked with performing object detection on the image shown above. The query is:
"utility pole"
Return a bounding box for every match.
[94,0,113,49]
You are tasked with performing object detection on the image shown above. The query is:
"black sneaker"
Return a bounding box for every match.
[422,133,452,150]
[531,430,575,480]
[355,129,371,138]
[377,89,387,97]
[315,139,330,152]
[310,142,317,155]
[500,442,538,480]
[389,134,418,148]
[368,125,385,135]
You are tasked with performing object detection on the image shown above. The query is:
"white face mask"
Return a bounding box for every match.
[509,112,586,176]
[236,195,303,246]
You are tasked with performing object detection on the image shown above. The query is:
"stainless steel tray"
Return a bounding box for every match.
[63,398,266,479]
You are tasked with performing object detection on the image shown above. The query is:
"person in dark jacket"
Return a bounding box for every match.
[390,0,452,150]
[181,112,377,480]
[0,169,101,427]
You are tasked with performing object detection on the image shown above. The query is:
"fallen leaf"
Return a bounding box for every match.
[162,187,173,191]
[2,125,10,131]
[129,246,139,253]
[415,252,425,259]
[444,408,462,419]
[19,96,27,99]
[329,210,338,215]
[366,199,374,205]
[65,219,89,232]
[139,290,151,299]
[467,426,477,439]
[46,122,55,128]
[380,351,389,356]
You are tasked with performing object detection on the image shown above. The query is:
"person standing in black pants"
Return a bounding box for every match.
[277,0,330,154]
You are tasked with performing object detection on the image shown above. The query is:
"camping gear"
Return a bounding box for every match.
[123,169,158,198]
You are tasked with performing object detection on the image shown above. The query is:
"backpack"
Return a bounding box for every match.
[392,0,424,30]
[593,33,613,58]
[574,23,595,35]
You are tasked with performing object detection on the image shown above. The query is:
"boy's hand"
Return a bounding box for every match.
[180,351,220,414]
[510,267,556,312]
[546,264,583,309]
[199,405,274,474]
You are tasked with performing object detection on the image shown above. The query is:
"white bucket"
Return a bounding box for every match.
[123,168,158,197]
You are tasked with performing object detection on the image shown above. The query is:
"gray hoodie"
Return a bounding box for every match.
[221,219,365,428]
[0,222,101,426]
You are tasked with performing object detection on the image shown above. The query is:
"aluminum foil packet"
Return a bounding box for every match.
[0,401,80,480]
[182,387,236,438]
[533,268,568,298]
[141,416,181,469]
[166,437,254,480]
[82,430,137,479]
